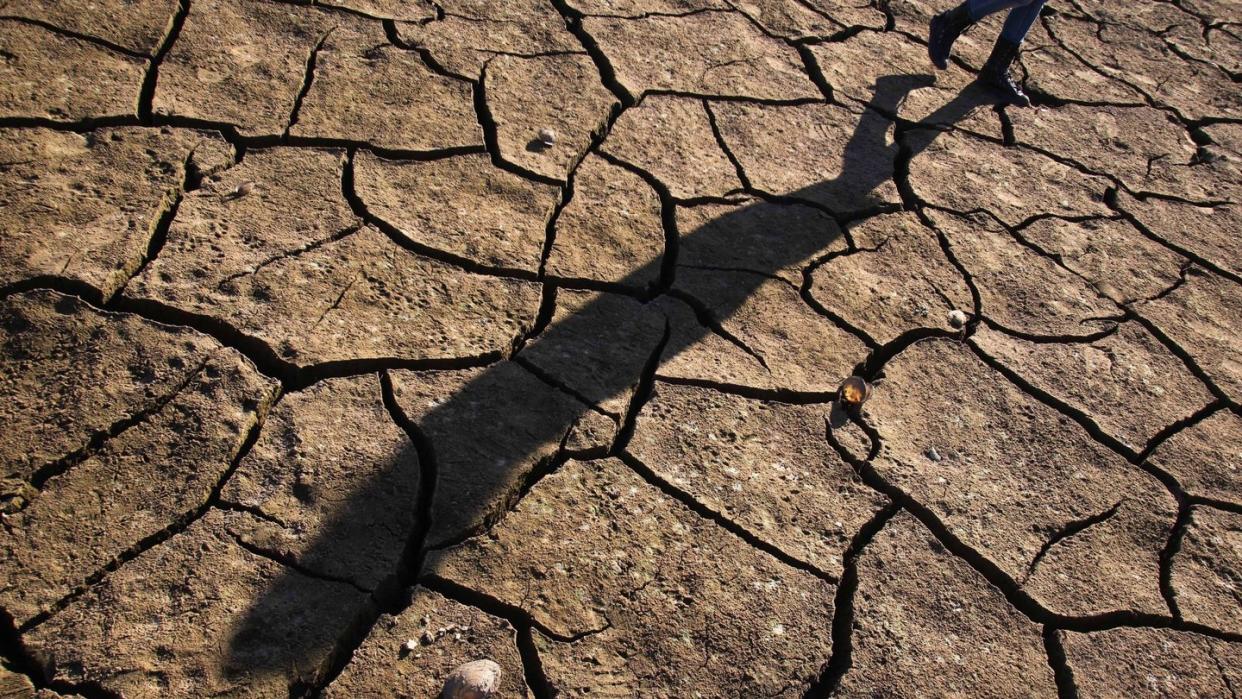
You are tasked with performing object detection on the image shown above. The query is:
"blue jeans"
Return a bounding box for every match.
[966,0,1048,43]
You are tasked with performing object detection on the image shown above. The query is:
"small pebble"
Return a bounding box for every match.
[222,181,256,200]
[440,659,501,699]
[537,128,556,146]
[947,309,968,328]
[925,447,942,462]
[403,638,418,652]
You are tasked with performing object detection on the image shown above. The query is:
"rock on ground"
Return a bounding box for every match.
[485,53,618,182]
[323,587,530,698]
[929,210,1120,338]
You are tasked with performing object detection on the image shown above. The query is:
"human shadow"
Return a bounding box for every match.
[221,74,994,689]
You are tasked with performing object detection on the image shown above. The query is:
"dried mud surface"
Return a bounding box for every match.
[1,0,1239,696]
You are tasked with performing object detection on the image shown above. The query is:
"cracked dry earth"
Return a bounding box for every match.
[0,0,1240,697]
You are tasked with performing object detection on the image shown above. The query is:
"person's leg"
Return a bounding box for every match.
[999,0,1047,44]
[979,0,1047,106]
[967,0,1037,21]
[927,0,1040,70]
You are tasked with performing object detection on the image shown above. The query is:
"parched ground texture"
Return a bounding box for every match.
[0,0,1240,696]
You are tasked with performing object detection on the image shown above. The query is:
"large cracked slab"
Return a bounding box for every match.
[836,512,1057,697]
[801,0,887,29]
[711,100,902,213]
[676,195,844,286]
[1172,506,1241,635]
[290,28,481,152]
[153,0,337,137]
[1008,105,1198,198]
[729,0,841,39]
[1178,25,1242,77]
[355,151,560,274]
[567,0,726,13]
[220,375,419,592]
[323,587,530,697]
[320,0,437,22]
[0,664,38,699]
[909,129,1112,227]
[485,53,618,182]
[1117,192,1242,282]
[1019,25,1148,106]
[139,223,540,366]
[545,154,665,288]
[0,291,243,485]
[1061,627,1242,697]
[1063,0,1200,36]
[928,210,1121,337]
[1017,216,1185,304]
[0,291,276,627]
[675,267,869,393]
[809,211,973,344]
[0,0,179,56]
[129,147,540,366]
[137,146,358,282]
[1135,270,1242,405]
[394,0,581,80]
[0,126,233,301]
[1148,410,1242,506]
[391,361,613,547]
[0,19,146,121]
[424,458,839,696]
[867,339,1176,617]
[651,294,779,391]
[599,95,742,200]
[1196,121,1242,203]
[520,289,668,416]
[583,11,820,100]
[630,381,888,576]
[974,323,1215,452]
[1045,14,1241,122]
[806,30,996,138]
[25,509,374,697]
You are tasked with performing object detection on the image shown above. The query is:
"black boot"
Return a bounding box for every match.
[928,4,974,70]
[979,36,1031,107]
